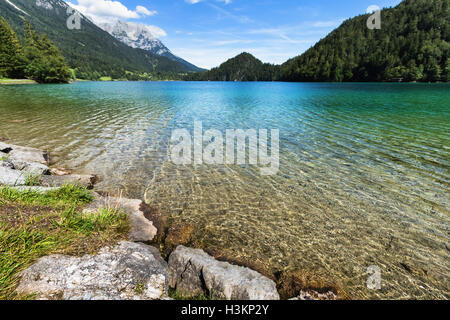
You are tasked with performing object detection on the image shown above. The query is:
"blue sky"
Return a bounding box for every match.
[68,0,403,69]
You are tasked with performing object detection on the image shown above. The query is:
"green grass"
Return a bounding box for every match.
[24,173,41,187]
[0,184,93,207]
[99,76,112,81]
[0,185,129,300]
[53,207,128,235]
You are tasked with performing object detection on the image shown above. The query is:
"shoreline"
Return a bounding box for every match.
[0,140,340,300]
[0,79,38,85]
[2,78,448,85]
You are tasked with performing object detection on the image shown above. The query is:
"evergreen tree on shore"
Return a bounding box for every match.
[0,17,25,78]
[23,21,71,83]
[0,18,71,83]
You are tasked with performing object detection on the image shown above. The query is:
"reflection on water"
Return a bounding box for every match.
[1,82,449,299]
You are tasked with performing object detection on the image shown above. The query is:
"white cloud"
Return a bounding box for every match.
[136,5,157,16]
[68,0,156,24]
[186,0,232,5]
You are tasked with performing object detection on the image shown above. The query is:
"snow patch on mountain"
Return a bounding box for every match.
[98,20,204,72]
[4,0,29,15]
[36,0,53,10]
[99,20,169,54]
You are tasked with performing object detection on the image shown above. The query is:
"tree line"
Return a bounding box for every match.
[0,18,71,83]
[187,0,449,83]
[280,0,449,82]
[185,52,280,81]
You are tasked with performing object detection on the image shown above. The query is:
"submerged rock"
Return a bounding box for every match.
[168,245,280,300]
[289,290,338,300]
[164,223,194,253]
[276,268,342,300]
[83,193,158,243]
[16,241,169,300]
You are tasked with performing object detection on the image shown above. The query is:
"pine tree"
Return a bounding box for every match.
[23,21,71,83]
[0,17,25,78]
[444,58,450,82]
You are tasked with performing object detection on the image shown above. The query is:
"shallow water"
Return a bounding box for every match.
[1,82,449,299]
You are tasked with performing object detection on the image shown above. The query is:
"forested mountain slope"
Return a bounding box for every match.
[0,0,197,79]
[185,52,279,81]
[281,0,449,82]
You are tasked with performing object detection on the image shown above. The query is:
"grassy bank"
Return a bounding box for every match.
[0,185,129,300]
[0,79,37,85]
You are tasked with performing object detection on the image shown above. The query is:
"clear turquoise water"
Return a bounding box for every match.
[1,82,449,299]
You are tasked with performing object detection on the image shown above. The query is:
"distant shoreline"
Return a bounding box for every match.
[2,79,448,85]
[0,79,38,85]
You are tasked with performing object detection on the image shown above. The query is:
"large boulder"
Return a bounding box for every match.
[10,160,50,175]
[0,166,26,186]
[16,241,169,300]
[83,194,158,243]
[168,246,280,300]
[0,142,48,165]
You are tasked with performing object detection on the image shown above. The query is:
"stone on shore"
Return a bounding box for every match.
[0,142,48,165]
[10,160,50,175]
[50,167,72,176]
[83,193,158,243]
[0,166,26,186]
[40,174,97,189]
[16,241,169,300]
[168,246,280,300]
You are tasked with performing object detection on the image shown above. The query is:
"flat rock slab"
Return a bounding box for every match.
[40,174,97,189]
[0,142,48,165]
[16,241,169,300]
[168,246,280,300]
[0,166,26,186]
[83,194,157,243]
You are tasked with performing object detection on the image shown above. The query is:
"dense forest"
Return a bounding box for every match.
[0,0,196,80]
[189,0,449,82]
[0,18,70,83]
[281,0,449,82]
[185,53,280,81]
